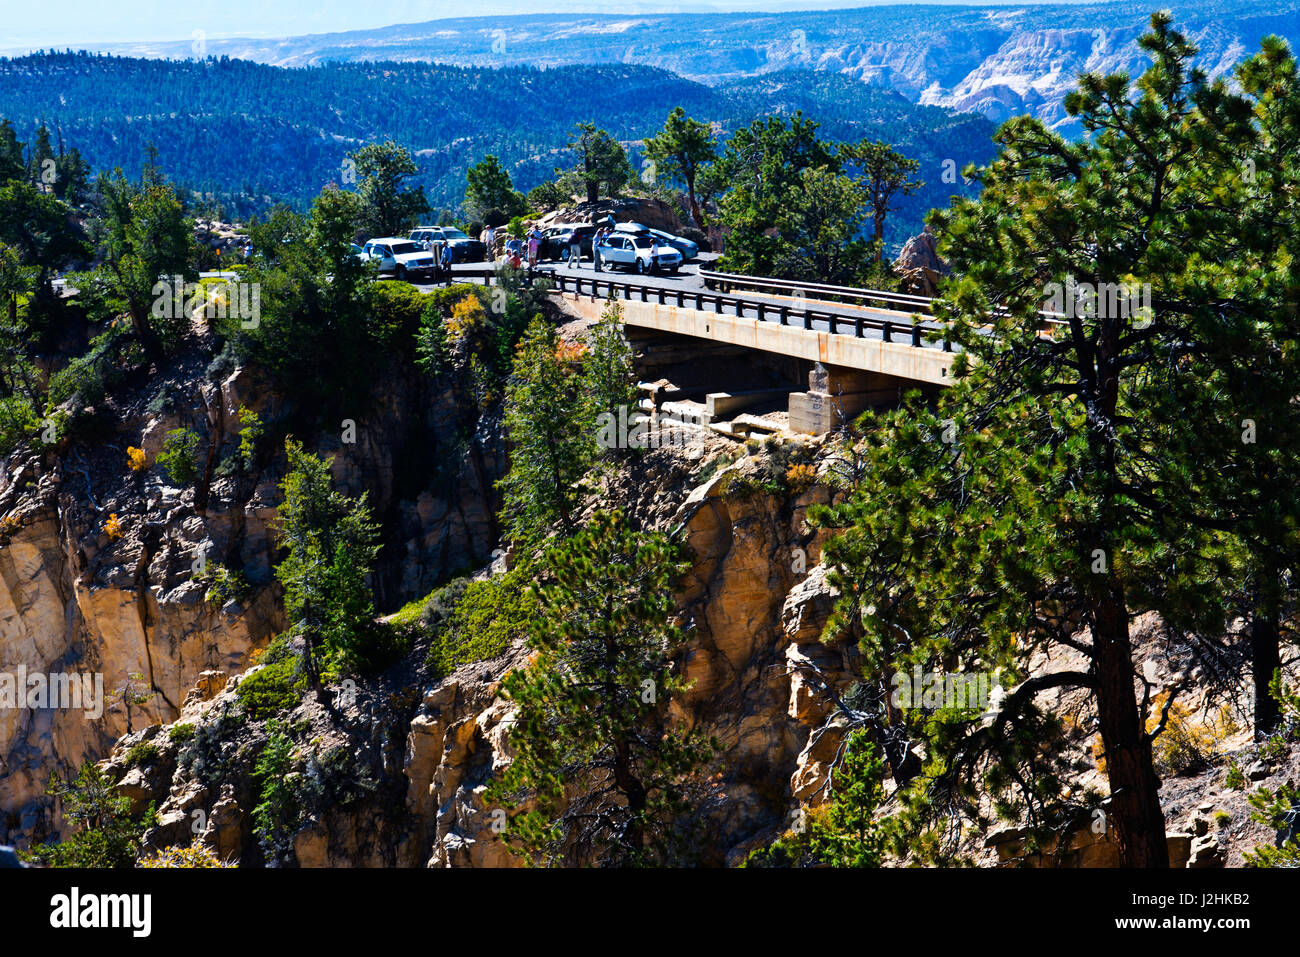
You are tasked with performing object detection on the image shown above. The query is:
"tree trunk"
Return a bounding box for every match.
[613,739,646,856]
[585,179,599,204]
[686,178,704,229]
[873,213,886,263]
[131,307,164,366]
[1251,607,1283,739]
[1093,589,1169,867]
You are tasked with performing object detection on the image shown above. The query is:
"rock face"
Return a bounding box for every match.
[0,328,504,846]
[893,226,951,298]
[401,456,858,867]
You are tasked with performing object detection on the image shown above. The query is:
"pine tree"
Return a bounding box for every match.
[643,107,717,228]
[496,314,596,546]
[814,14,1274,867]
[582,299,637,428]
[274,439,381,686]
[489,511,715,866]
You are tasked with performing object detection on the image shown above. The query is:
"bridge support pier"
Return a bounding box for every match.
[788,363,905,434]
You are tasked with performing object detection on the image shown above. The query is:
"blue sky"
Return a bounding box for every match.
[2,0,1095,49]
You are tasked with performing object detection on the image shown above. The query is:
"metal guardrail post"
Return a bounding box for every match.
[779,306,788,326]
[911,324,922,347]
[714,296,723,314]
[883,320,892,343]
[802,310,812,331]
[855,315,864,338]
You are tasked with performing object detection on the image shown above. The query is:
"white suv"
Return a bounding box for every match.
[596,234,683,274]
[358,238,437,281]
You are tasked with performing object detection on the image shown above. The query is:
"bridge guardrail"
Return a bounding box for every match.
[698,268,936,313]
[544,270,953,352]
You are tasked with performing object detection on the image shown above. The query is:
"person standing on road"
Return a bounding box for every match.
[441,242,454,284]
[568,231,582,268]
[527,227,541,268]
[484,225,496,261]
[593,227,605,272]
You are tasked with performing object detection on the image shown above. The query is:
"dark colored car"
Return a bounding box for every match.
[410,226,487,263]
[540,223,599,261]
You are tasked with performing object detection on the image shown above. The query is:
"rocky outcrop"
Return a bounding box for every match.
[399,454,859,867]
[893,226,950,298]
[0,320,504,846]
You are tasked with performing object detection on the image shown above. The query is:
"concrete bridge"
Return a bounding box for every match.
[545,270,957,435]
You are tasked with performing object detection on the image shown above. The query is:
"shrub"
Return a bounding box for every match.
[22,764,156,868]
[236,639,305,720]
[168,723,196,744]
[371,280,428,347]
[1226,761,1246,790]
[105,512,122,540]
[236,406,262,471]
[126,446,148,472]
[201,562,251,606]
[157,428,200,484]
[123,741,161,767]
[139,844,235,868]
[251,722,300,862]
[425,565,537,678]
[1148,698,1233,775]
[47,348,106,407]
[0,394,40,457]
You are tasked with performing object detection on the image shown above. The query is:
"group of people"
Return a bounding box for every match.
[483,223,543,269]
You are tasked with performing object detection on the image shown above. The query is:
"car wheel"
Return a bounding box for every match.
[636,258,647,275]
[395,265,407,282]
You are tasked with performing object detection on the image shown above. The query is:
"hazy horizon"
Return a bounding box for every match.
[0,0,1113,51]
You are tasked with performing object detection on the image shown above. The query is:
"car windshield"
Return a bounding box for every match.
[442,229,468,240]
[631,237,656,248]
[390,242,421,255]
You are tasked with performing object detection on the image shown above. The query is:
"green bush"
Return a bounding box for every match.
[157,427,201,484]
[21,764,156,868]
[236,640,305,720]
[202,562,252,606]
[123,740,162,767]
[371,280,429,348]
[168,723,196,744]
[425,564,538,678]
[0,395,40,457]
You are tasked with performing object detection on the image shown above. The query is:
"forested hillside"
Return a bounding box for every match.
[0,51,993,235]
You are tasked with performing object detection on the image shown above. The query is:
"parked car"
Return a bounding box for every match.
[596,233,683,274]
[357,238,438,281]
[612,222,699,261]
[410,226,487,263]
[540,223,599,261]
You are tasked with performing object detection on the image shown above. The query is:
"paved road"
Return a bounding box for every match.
[416,255,954,352]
